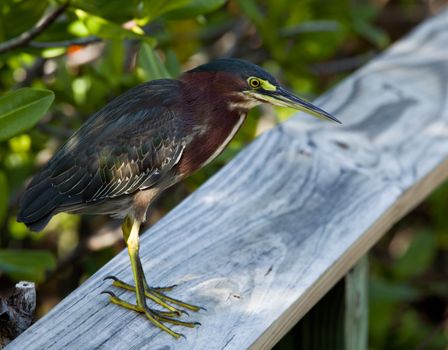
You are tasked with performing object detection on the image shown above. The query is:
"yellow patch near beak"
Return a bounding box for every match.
[259,79,277,91]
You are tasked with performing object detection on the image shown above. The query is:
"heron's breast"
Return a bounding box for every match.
[177,112,246,175]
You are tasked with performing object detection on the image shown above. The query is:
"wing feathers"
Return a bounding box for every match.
[18,80,188,231]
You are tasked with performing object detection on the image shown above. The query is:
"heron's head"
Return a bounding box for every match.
[185,58,340,123]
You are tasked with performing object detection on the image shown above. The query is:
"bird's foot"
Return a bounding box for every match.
[101,290,200,339]
[103,276,203,316]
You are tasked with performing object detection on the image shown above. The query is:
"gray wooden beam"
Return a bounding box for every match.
[8,9,448,350]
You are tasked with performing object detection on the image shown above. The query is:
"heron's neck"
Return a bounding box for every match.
[180,71,252,115]
[177,72,249,175]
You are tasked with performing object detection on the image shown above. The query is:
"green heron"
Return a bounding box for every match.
[17,58,340,338]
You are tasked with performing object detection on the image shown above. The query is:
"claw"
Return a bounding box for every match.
[101,290,117,298]
[181,309,190,317]
[103,275,119,282]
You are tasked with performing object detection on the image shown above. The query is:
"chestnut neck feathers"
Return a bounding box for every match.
[176,71,250,175]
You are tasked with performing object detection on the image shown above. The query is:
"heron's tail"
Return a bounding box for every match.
[17,169,62,232]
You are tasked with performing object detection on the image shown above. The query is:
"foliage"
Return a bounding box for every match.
[0,0,446,348]
[0,249,56,282]
[0,88,54,141]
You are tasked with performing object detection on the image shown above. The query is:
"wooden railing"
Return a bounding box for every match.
[7,8,448,350]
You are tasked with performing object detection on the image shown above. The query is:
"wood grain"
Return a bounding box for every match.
[8,9,448,350]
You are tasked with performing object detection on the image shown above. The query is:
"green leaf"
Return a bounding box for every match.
[76,10,144,41]
[70,0,136,23]
[350,4,389,49]
[393,232,436,280]
[0,88,54,142]
[0,0,48,41]
[0,171,7,226]
[164,0,227,20]
[96,40,126,87]
[354,20,389,48]
[164,49,182,77]
[370,277,420,303]
[0,249,56,282]
[139,0,190,23]
[235,0,264,26]
[138,43,171,80]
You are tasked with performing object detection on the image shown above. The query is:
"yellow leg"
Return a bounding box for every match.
[102,216,201,339]
[126,217,146,307]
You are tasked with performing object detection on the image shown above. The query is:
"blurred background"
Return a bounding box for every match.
[0,0,447,349]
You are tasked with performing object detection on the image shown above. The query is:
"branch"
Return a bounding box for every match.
[0,3,69,54]
[29,36,101,49]
[0,282,36,347]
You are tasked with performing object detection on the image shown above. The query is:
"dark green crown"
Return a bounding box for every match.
[189,58,278,85]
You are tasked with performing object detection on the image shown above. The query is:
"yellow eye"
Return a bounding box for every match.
[248,77,261,88]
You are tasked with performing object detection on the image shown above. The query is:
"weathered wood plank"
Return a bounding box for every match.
[8,9,448,350]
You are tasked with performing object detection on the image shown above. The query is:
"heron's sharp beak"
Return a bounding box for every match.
[252,87,341,124]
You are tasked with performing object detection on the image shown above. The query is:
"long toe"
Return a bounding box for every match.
[148,288,203,312]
